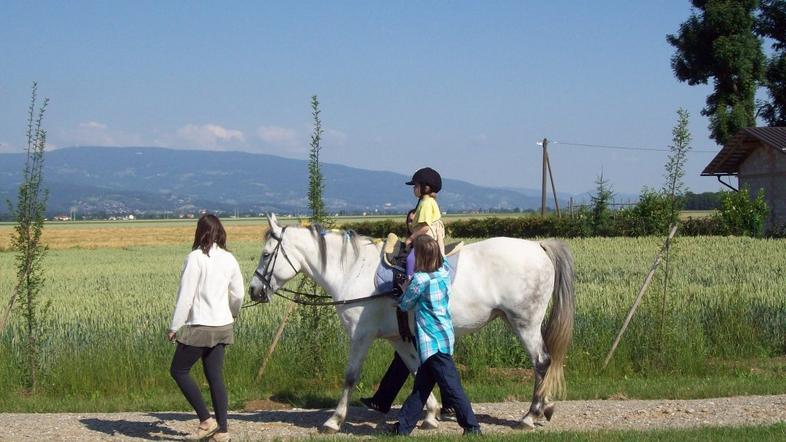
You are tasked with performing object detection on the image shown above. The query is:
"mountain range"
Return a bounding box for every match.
[0,146,557,217]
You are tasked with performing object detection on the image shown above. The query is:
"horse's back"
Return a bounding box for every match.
[449,237,555,333]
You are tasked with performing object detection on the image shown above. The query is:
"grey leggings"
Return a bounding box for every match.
[170,343,228,432]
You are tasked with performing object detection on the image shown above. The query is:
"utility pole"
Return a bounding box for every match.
[539,138,561,217]
[541,138,548,216]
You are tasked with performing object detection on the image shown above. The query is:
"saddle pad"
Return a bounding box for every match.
[374,251,461,292]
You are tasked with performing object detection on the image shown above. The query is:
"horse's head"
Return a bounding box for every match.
[248,213,302,303]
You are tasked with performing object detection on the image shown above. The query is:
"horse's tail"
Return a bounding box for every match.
[538,239,575,400]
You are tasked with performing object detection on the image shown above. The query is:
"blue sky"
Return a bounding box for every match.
[1,1,729,195]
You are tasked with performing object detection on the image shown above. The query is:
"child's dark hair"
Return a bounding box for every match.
[192,214,227,256]
[406,209,417,235]
[414,235,442,273]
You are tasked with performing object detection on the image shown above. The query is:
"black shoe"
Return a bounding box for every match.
[463,426,482,436]
[360,397,388,414]
[439,406,457,421]
[382,422,402,436]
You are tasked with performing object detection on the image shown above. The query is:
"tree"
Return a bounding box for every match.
[590,172,614,235]
[7,83,50,391]
[667,0,765,145]
[756,0,786,125]
[307,95,329,226]
[663,108,693,226]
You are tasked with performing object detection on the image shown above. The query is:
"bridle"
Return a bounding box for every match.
[247,225,399,307]
[253,226,299,295]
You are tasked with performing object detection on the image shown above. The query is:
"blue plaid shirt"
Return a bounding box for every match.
[398,261,454,364]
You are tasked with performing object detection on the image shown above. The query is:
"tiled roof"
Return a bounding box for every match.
[701,127,786,176]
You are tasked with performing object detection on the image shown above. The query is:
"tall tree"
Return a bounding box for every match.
[7,83,50,391]
[756,0,786,125]
[307,95,328,225]
[667,0,766,145]
[663,108,693,226]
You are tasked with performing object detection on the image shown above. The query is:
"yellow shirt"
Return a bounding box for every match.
[414,195,441,227]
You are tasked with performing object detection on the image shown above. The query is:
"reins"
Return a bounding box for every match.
[244,225,399,308]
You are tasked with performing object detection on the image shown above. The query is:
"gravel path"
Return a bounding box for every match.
[2,395,785,440]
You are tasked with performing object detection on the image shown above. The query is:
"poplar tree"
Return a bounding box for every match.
[757,0,786,125]
[667,0,765,145]
[8,83,50,391]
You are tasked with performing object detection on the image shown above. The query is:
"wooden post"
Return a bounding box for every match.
[256,301,296,382]
[601,224,679,370]
[541,138,548,216]
[546,150,560,217]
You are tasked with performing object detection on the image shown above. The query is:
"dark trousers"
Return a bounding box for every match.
[371,352,411,413]
[372,351,456,413]
[397,352,479,435]
[170,343,229,432]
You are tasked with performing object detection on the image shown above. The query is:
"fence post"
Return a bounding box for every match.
[601,224,679,370]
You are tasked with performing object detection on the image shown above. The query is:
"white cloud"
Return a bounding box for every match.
[257,125,299,147]
[61,121,144,147]
[324,128,347,147]
[175,124,246,148]
[79,121,107,130]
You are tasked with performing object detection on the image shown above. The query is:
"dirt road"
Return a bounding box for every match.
[2,394,785,440]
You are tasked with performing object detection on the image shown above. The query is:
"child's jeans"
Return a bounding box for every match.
[396,352,480,435]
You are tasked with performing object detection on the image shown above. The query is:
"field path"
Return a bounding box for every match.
[2,394,785,440]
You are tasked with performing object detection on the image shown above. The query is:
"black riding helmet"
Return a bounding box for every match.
[405,167,442,193]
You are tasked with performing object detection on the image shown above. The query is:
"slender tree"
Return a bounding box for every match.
[659,109,692,353]
[756,0,786,125]
[300,95,333,372]
[307,95,328,225]
[7,83,50,391]
[663,108,693,226]
[667,0,766,145]
[590,172,614,236]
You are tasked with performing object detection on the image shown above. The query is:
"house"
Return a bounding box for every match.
[701,127,786,231]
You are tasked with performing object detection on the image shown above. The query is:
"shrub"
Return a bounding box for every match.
[714,186,768,237]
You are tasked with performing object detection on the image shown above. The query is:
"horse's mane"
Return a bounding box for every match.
[306,224,376,272]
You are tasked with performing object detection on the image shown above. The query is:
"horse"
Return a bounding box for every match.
[248,214,575,433]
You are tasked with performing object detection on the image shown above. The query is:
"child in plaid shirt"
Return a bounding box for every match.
[390,235,481,436]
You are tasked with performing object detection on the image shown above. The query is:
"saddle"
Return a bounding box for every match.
[377,233,463,343]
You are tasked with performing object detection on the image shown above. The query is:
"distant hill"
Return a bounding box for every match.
[0,146,548,217]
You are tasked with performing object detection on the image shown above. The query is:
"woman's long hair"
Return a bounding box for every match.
[192,214,227,255]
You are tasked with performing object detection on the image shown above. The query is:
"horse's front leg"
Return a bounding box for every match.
[320,333,375,433]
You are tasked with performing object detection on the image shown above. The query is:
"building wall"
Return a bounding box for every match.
[738,144,786,231]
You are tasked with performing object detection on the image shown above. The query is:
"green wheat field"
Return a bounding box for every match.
[1,224,785,412]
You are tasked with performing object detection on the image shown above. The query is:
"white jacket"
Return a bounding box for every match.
[169,244,245,332]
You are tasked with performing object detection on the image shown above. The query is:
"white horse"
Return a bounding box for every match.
[248,214,575,433]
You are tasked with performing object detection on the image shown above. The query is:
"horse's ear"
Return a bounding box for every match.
[267,213,282,237]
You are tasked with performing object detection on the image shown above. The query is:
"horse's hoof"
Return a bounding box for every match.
[319,424,340,434]
[544,403,555,421]
[420,418,440,430]
[516,415,536,430]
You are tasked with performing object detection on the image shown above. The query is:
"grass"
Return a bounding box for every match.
[0,230,785,413]
[369,423,786,441]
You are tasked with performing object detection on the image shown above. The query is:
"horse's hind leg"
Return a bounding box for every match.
[391,339,440,430]
[321,333,375,434]
[508,318,551,430]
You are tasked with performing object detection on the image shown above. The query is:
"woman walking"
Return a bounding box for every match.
[168,214,245,441]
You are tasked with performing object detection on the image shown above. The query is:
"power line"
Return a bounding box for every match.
[553,141,718,154]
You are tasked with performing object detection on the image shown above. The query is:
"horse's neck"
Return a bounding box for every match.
[292,230,379,299]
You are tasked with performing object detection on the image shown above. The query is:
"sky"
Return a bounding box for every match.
[0,1,734,196]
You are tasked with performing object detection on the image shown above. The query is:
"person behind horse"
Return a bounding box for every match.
[361,210,456,418]
[405,167,446,262]
[389,235,481,436]
[168,214,244,442]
